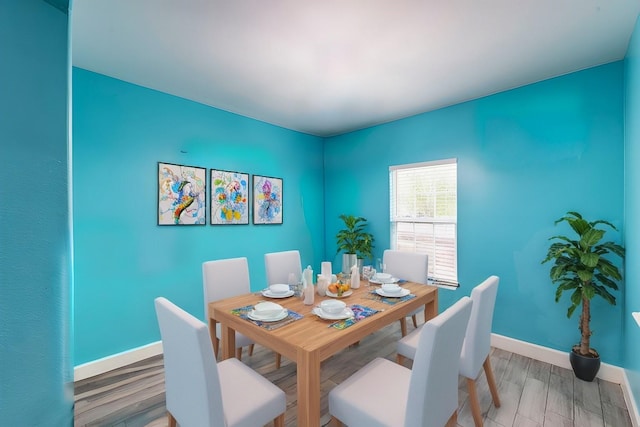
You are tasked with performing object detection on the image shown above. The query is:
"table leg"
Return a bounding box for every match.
[208,317,218,357]
[220,324,236,360]
[297,348,321,427]
[423,294,438,321]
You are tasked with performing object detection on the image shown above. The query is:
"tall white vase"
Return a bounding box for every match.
[342,253,357,274]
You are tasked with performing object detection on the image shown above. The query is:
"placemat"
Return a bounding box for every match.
[329,304,379,330]
[231,305,303,331]
[364,290,416,305]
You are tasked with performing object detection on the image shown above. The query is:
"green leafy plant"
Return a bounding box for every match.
[542,211,625,357]
[336,214,375,260]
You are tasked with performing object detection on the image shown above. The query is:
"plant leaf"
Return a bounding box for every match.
[569,218,590,237]
[594,273,618,290]
[592,283,616,305]
[580,252,599,268]
[577,270,593,283]
[581,228,605,248]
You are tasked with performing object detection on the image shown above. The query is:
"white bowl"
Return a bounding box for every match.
[320,299,347,314]
[269,284,290,294]
[253,301,284,317]
[375,273,393,282]
[381,283,402,294]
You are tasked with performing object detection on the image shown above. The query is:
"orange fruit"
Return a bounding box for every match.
[328,283,339,294]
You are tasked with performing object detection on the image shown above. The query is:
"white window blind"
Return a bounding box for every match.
[390,159,458,284]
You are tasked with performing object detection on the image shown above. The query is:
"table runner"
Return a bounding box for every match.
[231,304,303,331]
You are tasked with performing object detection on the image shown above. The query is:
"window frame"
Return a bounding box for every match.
[389,158,458,286]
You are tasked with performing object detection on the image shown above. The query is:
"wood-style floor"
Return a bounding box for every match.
[74,320,633,427]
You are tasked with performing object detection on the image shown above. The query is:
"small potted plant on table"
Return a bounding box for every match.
[542,211,625,381]
[336,214,375,274]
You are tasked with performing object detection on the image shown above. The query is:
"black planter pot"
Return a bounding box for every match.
[569,348,601,382]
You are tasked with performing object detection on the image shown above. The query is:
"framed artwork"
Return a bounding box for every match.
[252,175,283,225]
[210,169,249,225]
[157,162,207,225]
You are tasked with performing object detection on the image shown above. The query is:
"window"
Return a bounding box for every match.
[390,159,458,285]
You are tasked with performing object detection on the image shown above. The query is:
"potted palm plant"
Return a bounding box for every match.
[542,211,625,381]
[336,214,375,273]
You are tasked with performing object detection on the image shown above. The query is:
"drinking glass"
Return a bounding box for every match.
[288,272,301,297]
[376,258,386,274]
[362,266,374,286]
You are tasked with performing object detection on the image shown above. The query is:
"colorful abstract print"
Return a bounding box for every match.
[158,163,206,225]
[211,170,249,225]
[253,176,282,224]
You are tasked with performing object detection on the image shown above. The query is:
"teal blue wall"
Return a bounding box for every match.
[72,68,325,364]
[0,0,73,424]
[624,15,640,416]
[324,63,626,365]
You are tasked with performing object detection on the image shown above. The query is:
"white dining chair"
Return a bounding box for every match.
[263,250,302,369]
[383,249,429,336]
[397,275,501,427]
[264,250,302,286]
[329,296,472,427]
[202,257,255,360]
[154,297,286,427]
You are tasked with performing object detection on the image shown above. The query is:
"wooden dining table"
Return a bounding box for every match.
[208,280,438,427]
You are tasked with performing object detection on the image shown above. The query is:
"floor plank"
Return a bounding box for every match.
[546,372,574,420]
[517,377,548,425]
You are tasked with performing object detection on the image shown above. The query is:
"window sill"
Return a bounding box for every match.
[633,312,640,328]
[429,279,459,290]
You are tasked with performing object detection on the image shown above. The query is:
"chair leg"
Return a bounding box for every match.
[411,314,418,329]
[236,347,242,360]
[399,318,408,337]
[248,343,255,356]
[167,411,177,427]
[331,416,344,426]
[273,413,285,427]
[275,352,281,369]
[466,377,483,427]
[445,410,457,427]
[483,356,501,407]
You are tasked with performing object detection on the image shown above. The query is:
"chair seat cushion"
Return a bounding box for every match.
[397,325,422,360]
[329,357,410,427]
[218,358,285,427]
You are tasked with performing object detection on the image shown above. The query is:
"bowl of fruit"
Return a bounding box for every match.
[327,282,351,297]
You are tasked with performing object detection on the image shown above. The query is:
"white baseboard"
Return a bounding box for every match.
[490,333,623,382]
[491,333,639,427]
[621,369,640,427]
[74,341,163,382]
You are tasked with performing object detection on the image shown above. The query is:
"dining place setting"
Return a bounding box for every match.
[231,284,305,330]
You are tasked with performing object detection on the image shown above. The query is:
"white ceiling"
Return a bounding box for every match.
[71,1,640,137]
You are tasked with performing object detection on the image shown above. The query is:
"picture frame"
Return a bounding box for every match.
[252,175,283,225]
[210,169,249,225]
[157,162,207,225]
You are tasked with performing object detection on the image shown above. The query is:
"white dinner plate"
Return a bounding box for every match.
[261,289,295,298]
[325,290,353,298]
[368,277,399,285]
[312,307,354,320]
[375,288,410,298]
[248,309,288,322]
